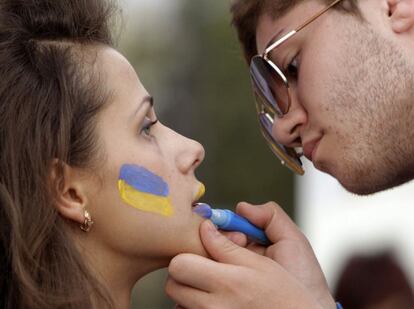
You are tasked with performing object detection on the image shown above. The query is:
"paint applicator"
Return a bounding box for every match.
[193,203,271,246]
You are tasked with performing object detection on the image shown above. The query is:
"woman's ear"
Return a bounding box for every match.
[388,0,414,33]
[50,160,90,225]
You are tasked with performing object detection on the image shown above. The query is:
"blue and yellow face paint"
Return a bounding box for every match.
[118,164,174,217]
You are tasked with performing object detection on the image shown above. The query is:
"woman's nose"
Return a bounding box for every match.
[174,133,205,174]
[272,92,307,147]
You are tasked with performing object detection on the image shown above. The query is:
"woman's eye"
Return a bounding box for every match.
[286,57,299,79]
[140,118,158,137]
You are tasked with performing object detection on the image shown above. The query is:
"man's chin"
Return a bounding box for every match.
[315,161,386,195]
[327,166,411,196]
[339,180,384,196]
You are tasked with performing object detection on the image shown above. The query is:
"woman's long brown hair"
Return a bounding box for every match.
[0,0,119,308]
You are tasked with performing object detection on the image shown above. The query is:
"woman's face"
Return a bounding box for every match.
[85,47,207,267]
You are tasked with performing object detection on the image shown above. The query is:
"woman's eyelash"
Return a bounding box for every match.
[140,118,158,136]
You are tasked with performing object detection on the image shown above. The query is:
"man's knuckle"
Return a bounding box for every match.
[266,201,281,210]
[221,241,240,256]
[168,255,186,276]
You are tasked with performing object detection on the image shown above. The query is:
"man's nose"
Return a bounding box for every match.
[272,92,307,147]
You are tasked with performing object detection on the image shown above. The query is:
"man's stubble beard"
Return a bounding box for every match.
[324,19,414,195]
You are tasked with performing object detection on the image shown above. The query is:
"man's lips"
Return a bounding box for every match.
[303,138,322,161]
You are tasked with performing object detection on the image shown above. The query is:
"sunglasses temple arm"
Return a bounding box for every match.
[295,0,343,32]
[264,30,296,55]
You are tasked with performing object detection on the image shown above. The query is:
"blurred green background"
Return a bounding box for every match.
[118,1,294,307]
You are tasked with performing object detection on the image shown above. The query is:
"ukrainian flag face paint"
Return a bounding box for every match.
[118,164,174,217]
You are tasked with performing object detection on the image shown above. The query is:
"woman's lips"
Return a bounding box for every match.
[192,183,205,206]
[303,138,321,162]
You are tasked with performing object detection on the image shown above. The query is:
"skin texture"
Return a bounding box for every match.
[166,0,414,308]
[56,46,207,308]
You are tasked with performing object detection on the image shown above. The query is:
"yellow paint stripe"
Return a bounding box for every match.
[118,180,174,217]
[195,183,205,201]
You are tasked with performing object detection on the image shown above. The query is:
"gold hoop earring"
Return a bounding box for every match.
[80,209,94,232]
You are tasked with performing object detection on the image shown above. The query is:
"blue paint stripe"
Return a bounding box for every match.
[119,164,169,197]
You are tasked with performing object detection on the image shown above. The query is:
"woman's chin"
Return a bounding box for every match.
[160,216,209,260]
[175,233,208,257]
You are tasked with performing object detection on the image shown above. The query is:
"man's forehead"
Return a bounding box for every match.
[256,13,285,54]
[255,1,325,54]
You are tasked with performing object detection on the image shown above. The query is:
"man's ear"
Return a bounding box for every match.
[50,160,89,225]
[388,0,414,33]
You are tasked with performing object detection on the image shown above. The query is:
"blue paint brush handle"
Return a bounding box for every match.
[193,203,271,246]
[211,209,271,246]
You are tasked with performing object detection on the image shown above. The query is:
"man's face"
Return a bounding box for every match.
[255,0,414,195]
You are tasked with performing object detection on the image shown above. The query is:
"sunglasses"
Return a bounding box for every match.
[250,0,344,175]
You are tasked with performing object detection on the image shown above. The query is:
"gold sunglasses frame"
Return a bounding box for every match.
[251,0,344,175]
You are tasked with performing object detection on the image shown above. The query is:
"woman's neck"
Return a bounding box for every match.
[74,231,168,308]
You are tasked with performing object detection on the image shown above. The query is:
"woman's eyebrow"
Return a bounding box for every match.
[140,95,154,107]
[134,95,153,114]
[130,95,154,122]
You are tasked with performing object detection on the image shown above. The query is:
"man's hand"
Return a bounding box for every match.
[165,202,336,309]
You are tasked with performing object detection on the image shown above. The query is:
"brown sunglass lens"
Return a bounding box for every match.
[250,56,289,115]
[258,112,303,167]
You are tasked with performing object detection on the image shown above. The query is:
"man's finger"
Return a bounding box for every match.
[168,253,232,291]
[236,202,305,244]
[246,242,266,255]
[200,220,271,269]
[220,230,248,247]
[165,276,210,309]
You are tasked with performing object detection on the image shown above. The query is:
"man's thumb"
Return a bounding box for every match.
[200,220,266,267]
